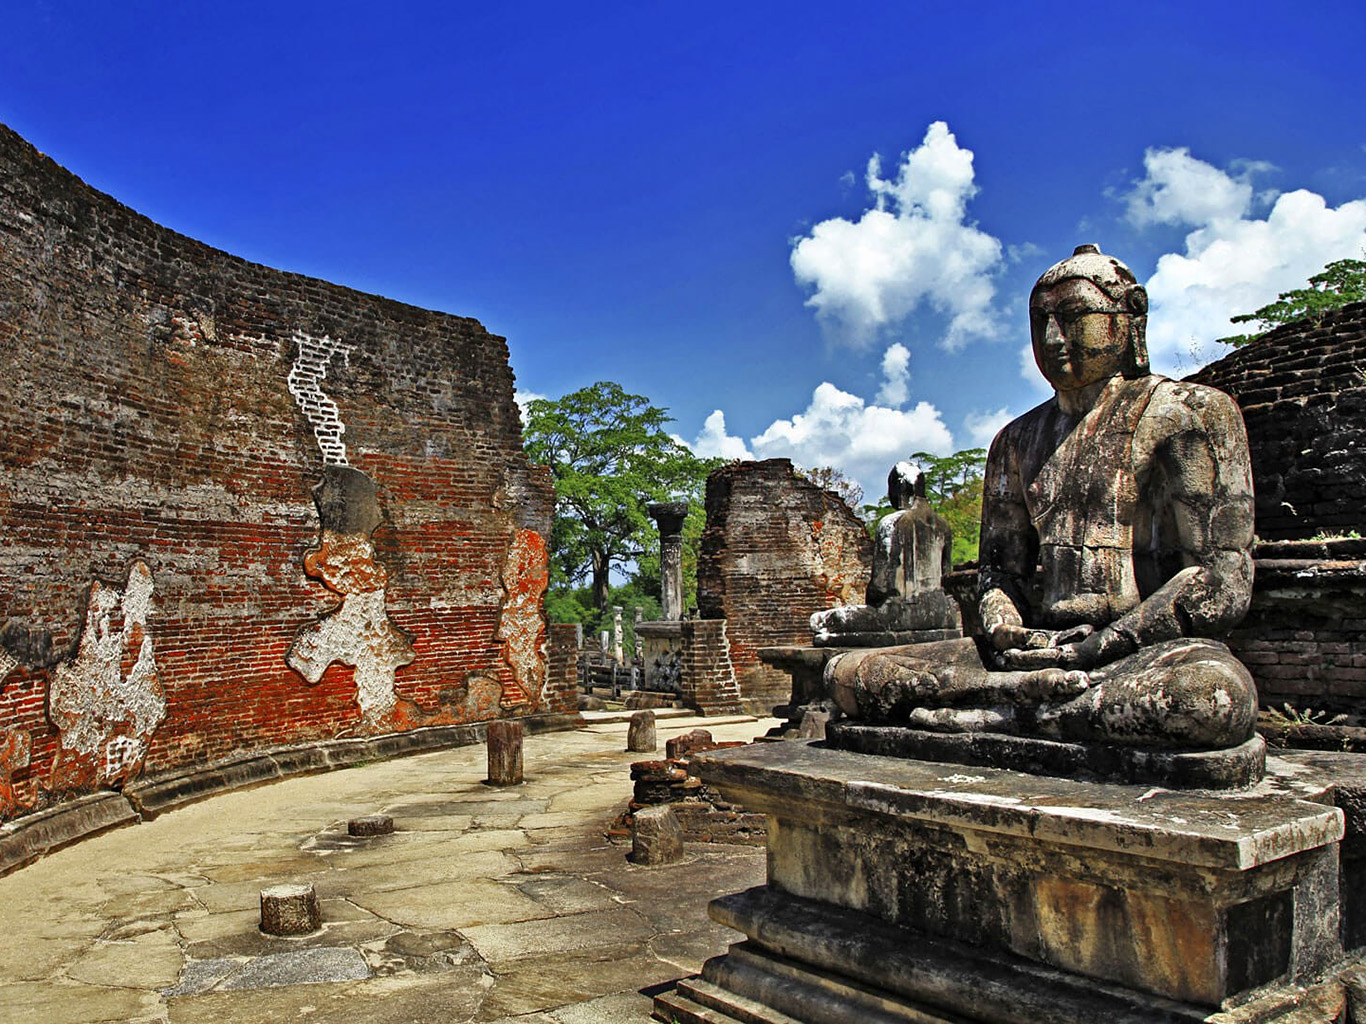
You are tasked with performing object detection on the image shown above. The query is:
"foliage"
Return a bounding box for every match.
[909,448,987,565]
[1218,257,1366,347]
[545,581,662,656]
[795,465,864,510]
[523,381,718,613]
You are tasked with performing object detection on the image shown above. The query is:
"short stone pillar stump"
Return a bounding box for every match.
[486,719,524,786]
[260,883,321,936]
[631,804,684,866]
[627,710,657,752]
[348,814,394,837]
[654,741,1346,1023]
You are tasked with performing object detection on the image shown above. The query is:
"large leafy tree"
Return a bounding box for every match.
[522,382,717,614]
[1217,257,1366,347]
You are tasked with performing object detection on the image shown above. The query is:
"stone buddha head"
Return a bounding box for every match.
[1029,245,1149,393]
[887,461,925,511]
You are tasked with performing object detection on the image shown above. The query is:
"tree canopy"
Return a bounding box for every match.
[1217,257,1366,347]
[522,382,717,617]
[795,465,864,509]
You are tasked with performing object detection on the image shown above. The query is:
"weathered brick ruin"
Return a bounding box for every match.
[1188,304,1366,725]
[0,124,573,831]
[620,729,766,846]
[1190,302,1366,540]
[697,459,870,713]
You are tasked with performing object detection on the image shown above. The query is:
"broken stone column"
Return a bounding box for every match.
[260,883,321,935]
[348,814,394,836]
[648,501,689,622]
[631,804,684,865]
[627,710,657,752]
[613,605,624,664]
[486,720,524,786]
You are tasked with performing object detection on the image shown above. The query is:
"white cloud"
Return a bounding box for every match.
[1126,147,1255,227]
[686,410,754,460]
[1126,147,1366,374]
[962,407,1013,449]
[790,121,1004,350]
[513,389,546,426]
[749,382,953,501]
[679,376,955,504]
[874,342,911,407]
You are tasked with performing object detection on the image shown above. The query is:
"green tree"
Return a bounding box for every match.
[522,382,718,614]
[910,448,987,565]
[795,465,864,510]
[1217,257,1366,347]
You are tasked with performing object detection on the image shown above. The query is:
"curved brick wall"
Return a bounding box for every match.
[1189,303,1366,540]
[697,459,870,708]
[0,124,563,824]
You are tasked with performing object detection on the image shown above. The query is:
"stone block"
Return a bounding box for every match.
[626,710,657,752]
[347,814,394,836]
[486,720,524,786]
[259,883,321,936]
[630,805,683,866]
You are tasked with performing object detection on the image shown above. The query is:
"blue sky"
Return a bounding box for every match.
[4,1,1365,502]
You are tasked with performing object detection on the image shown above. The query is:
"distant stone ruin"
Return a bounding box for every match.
[696,459,870,714]
[0,123,573,834]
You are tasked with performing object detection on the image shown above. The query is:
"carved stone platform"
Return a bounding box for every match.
[826,722,1267,790]
[654,740,1347,1023]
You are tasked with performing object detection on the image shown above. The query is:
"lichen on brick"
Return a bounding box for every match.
[47,561,165,788]
[288,467,415,726]
[496,528,549,709]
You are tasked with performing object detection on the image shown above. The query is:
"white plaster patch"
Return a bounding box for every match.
[49,561,165,782]
[288,533,414,726]
[287,331,355,466]
[0,648,17,684]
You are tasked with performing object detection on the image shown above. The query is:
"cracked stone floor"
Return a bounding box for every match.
[0,713,775,1023]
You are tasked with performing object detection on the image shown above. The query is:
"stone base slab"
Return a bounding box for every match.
[692,741,1345,1008]
[654,884,1212,1023]
[826,722,1267,789]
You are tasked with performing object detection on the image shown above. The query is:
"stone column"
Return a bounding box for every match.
[613,605,624,664]
[486,720,524,785]
[648,501,689,621]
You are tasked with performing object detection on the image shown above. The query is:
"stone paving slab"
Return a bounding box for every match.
[0,714,773,1023]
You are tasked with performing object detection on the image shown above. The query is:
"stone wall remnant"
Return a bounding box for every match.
[696,459,871,712]
[0,122,556,824]
[1188,301,1366,540]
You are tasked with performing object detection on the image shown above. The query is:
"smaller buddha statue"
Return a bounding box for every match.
[809,462,962,647]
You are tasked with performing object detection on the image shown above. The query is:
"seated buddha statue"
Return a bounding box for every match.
[825,245,1258,755]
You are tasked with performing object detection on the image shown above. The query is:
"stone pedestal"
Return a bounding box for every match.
[486,720,523,786]
[637,620,684,693]
[654,741,1346,1023]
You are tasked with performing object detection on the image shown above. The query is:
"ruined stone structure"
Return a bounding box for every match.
[697,459,870,713]
[1189,302,1366,541]
[0,124,572,829]
[1187,304,1366,718]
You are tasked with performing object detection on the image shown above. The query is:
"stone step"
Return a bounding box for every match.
[653,983,803,1024]
[676,975,805,1023]
[579,708,696,725]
